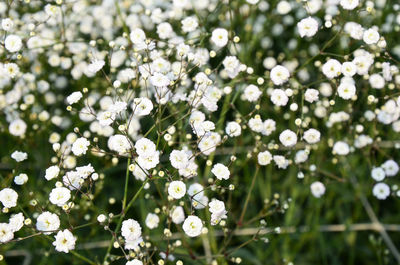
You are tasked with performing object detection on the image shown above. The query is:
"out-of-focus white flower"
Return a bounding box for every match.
[371,167,385,181]
[0,223,13,243]
[145,213,160,229]
[311,181,326,198]
[67,92,83,105]
[382,160,399,176]
[170,206,185,224]
[9,119,27,137]
[303,129,321,144]
[14,173,28,185]
[11,151,27,162]
[333,141,350,155]
[340,0,359,10]
[373,183,390,200]
[5,35,22,52]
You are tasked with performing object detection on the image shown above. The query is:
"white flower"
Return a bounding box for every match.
[170,206,185,224]
[108,134,132,155]
[373,183,390,200]
[63,171,83,190]
[3,63,20,78]
[244,84,262,102]
[340,0,359,10]
[211,163,230,180]
[257,151,272,166]
[76,164,95,179]
[270,89,289,106]
[126,259,143,265]
[169,150,189,169]
[121,219,142,241]
[181,16,198,33]
[209,199,226,215]
[45,4,61,16]
[137,151,160,170]
[382,160,399,177]
[270,65,290,85]
[150,72,170,87]
[0,223,13,243]
[209,199,227,225]
[341,62,357,77]
[304,88,319,103]
[297,17,319,38]
[168,181,187,199]
[97,111,115,126]
[182,215,203,237]
[9,119,27,137]
[277,1,291,14]
[333,141,350,155]
[369,74,385,89]
[157,22,174,39]
[223,56,241,78]
[11,151,28,162]
[36,212,60,234]
[371,167,385,181]
[225,121,242,137]
[279,129,297,147]
[53,230,77,253]
[132,97,153,116]
[211,28,229,47]
[14,173,28,185]
[49,187,71,207]
[262,119,276,136]
[67,92,83,105]
[310,181,326,198]
[295,150,309,164]
[303,128,321,144]
[135,138,156,157]
[97,214,106,223]
[5,35,22,52]
[322,59,341,79]
[87,59,105,74]
[363,28,380,45]
[45,165,60,181]
[337,82,356,100]
[1,18,14,31]
[71,137,90,156]
[0,188,18,208]
[130,28,146,44]
[9,213,24,232]
[145,213,160,229]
